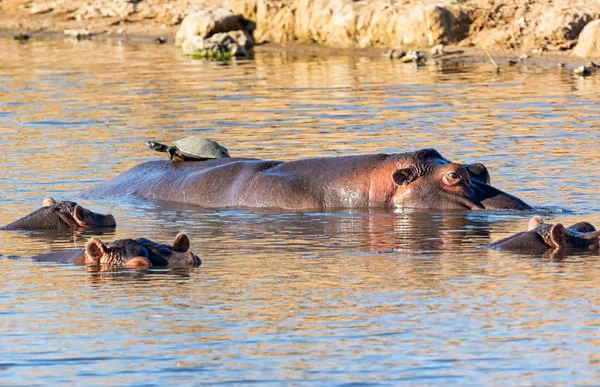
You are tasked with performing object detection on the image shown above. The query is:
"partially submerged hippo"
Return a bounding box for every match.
[1,196,116,230]
[31,233,201,270]
[488,216,600,253]
[82,148,531,211]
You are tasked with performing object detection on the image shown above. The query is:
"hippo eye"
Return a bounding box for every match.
[443,171,462,186]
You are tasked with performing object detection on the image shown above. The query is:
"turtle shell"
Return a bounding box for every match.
[172,137,230,160]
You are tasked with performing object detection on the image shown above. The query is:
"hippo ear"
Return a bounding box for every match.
[465,163,491,184]
[72,205,87,226]
[392,168,417,186]
[550,224,567,248]
[85,237,107,261]
[528,216,544,231]
[173,233,190,252]
[43,196,57,207]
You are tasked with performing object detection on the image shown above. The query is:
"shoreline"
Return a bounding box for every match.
[2,27,595,73]
[1,0,599,61]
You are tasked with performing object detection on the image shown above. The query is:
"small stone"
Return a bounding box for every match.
[393,50,406,59]
[383,49,406,59]
[430,44,445,56]
[508,59,518,65]
[557,62,566,68]
[519,53,529,60]
[13,32,30,41]
[63,29,93,39]
[574,66,593,77]
[401,49,426,63]
[117,28,125,35]
[156,37,167,44]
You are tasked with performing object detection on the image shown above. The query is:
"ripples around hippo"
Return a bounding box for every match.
[1,37,600,386]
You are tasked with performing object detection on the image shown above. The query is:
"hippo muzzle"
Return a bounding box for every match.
[470,178,532,211]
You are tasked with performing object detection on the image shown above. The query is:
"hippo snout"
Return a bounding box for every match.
[472,181,532,211]
[103,214,116,227]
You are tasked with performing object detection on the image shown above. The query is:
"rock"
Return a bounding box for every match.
[12,32,30,41]
[401,5,464,46]
[573,19,600,58]
[465,4,596,52]
[401,49,426,63]
[256,1,466,48]
[175,9,242,46]
[63,29,92,39]
[574,65,594,76]
[73,0,135,19]
[227,29,254,49]
[181,32,248,59]
[383,49,406,59]
[30,2,54,14]
[430,44,445,55]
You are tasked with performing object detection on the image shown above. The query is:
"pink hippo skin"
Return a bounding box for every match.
[1,196,116,230]
[488,217,600,253]
[82,149,531,211]
[31,233,201,270]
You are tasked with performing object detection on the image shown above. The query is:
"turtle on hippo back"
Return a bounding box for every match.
[147,136,230,162]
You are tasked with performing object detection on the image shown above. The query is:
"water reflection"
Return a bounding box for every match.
[1,37,600,386]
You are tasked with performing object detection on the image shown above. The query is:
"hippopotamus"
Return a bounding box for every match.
[31,233,201,270]
[1,196,116,230]
[82,148,531,211]
[488,216,600,253]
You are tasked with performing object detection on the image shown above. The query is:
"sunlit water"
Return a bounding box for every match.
[1,37,600,386]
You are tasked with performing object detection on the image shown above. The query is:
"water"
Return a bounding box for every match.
[1,37,600,386]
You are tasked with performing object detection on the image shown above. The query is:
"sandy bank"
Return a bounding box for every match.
[1,0,600,58]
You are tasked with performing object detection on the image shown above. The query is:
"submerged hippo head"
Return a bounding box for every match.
[488,216,600,252]
[84,233,201,269]
[389,149,531,210]
[1,196,116,231]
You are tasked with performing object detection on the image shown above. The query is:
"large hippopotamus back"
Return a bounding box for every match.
[82,149,531,211]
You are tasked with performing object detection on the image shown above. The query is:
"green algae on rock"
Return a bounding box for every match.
[180,32,248,59]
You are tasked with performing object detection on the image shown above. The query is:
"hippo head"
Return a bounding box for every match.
[389,149,531,210]
[1,196,116,230]
[488,216,600,252]
[84,233,201,269]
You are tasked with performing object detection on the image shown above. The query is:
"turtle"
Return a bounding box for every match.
[147,136,230,162]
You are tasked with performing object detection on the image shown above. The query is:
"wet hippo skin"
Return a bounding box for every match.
[488,217,600,253]
[1,196,116,231]
[82,149,531,211]
[31,233,201,270]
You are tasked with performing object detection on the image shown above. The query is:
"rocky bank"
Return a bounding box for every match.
[1,0,600,58]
